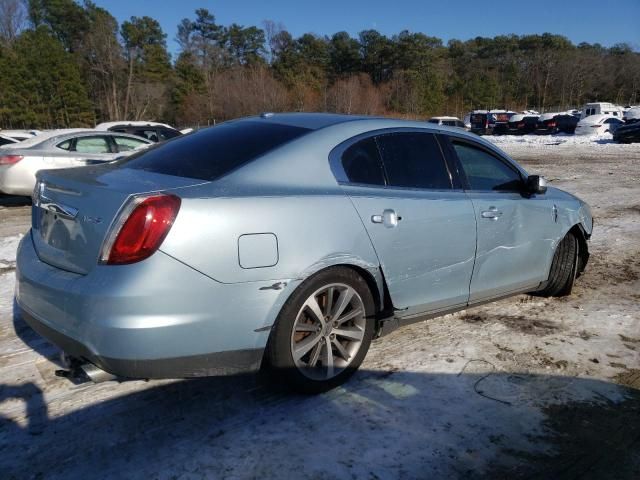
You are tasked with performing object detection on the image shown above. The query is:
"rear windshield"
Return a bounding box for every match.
[120,121,311,181]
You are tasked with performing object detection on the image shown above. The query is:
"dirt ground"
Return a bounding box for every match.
[0,140,638,479]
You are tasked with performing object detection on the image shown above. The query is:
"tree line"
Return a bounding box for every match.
[1,0,639,129]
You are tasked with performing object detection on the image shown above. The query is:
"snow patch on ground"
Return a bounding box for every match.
[0,233,21,268]
[487,133,616,146]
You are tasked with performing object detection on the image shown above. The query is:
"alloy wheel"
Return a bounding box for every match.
[290,283,366,380]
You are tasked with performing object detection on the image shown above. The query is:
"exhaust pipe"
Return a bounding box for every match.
[79,363,117,383]
[56,353,117,383]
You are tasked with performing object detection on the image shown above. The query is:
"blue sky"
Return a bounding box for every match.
[96,0,640,57]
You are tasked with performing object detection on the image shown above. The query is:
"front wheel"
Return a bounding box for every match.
[536,232,578,297]
[265,267,375,393]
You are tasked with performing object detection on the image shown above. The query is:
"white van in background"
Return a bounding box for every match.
[581,102,624,119]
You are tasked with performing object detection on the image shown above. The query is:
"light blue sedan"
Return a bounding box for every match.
[15,113,592,392]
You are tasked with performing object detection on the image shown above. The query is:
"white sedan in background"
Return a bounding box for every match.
[575,114,624,136]
[0,130,151,196]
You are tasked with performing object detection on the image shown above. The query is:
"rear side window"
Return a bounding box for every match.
[57,139,72,150]
[376,133,451,190]
[121,121,311,181]
[452,142,522,191]
[341,137,385,186]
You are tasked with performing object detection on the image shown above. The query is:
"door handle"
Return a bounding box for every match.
[481,206,503,220]
[371,209,400,228]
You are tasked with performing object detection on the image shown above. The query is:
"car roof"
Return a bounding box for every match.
[218,113,528,189]
[235,112,376,130]
[579,114,617,124]
[254,112,493,135]
[95,121,176,130]
[538,113,561,121]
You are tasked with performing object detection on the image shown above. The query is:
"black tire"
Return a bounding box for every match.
[264,266,375,394]
[537,232,578,297]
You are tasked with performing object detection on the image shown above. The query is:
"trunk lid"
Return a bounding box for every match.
[32,165,206,274]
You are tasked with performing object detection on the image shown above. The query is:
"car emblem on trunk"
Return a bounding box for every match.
[34,181,79,220]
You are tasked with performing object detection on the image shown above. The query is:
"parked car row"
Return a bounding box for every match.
[459,102,638,141]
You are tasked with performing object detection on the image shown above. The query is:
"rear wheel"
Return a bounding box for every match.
[537,232,578,297]
[265,267,375,393]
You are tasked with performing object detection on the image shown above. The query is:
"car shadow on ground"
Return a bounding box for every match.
[0,365,638,479]
[0,194,31,207]
[12,300,63,367]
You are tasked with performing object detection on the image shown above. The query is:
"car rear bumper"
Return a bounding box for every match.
[15,232,287,378]
[20,307,264,378]
[0,163,34,196]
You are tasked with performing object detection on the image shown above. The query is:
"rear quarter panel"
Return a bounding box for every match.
[160,186,380,285]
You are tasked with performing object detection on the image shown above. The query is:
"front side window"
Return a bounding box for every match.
[113,136,148,152]
[74,136,111,154]
[341,137,385,186]
[376,133,451,190]
[452,142,522,191]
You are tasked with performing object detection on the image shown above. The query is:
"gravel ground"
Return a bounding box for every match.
[0,139,639,479]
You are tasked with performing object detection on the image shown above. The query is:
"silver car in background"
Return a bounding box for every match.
[0,130,152,195]
[15,114,592,392]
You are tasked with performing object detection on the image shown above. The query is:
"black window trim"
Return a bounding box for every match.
[329,127,464,192]
[440,135,527,193]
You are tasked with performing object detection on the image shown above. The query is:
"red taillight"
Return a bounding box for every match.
[0,155,24,165]
[548,122,556,128]
[517,122,525,128]
[101,194,181,265]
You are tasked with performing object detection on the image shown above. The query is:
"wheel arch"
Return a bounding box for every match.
[567,223,590,276]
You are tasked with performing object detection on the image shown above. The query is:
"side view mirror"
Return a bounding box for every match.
[526,175,547,194]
